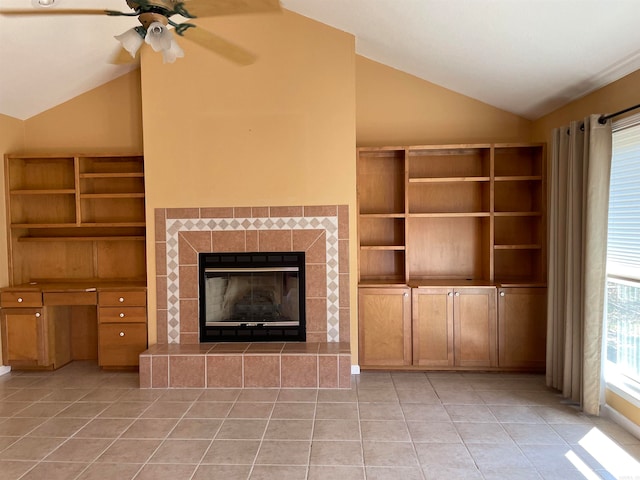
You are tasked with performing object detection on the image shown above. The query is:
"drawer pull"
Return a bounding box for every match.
[35,312,41,318]
[119,313,125,318]
[118,297,125,303]
[119,331,125,337]
[17,297,23,303]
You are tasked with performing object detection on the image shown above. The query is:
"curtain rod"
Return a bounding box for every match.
[598,103,640,124]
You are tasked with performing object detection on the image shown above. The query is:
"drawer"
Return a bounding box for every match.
[1,292,42,308]
[98,290,146,307]
[98,323,147,367]
[44,291,97,306]
[98,306,147,323]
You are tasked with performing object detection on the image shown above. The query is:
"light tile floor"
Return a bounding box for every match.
[0,362,638,479]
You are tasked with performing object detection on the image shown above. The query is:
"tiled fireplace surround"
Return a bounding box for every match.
[139,205,352,389]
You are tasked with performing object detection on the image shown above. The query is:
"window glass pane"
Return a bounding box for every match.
[606,278,640,383]
[607,120,640,388]
[608,125,640,279]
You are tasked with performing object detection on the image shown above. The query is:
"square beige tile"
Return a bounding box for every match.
[245,465,307,480]
[133,464,197,480]
[255,440,311,465]
[148,439,211,464]
[201,439,260,464]
[360,420,411,441]
[265,419,313,440]
[313,419,361,441]
[362,441,419,467]
[18,461,88,480]
[216,419,267,440]
[309,440,364,466]
[44,438,112,462]
[75,462,141,480]
[308,465,365,480]
[96,439,162,463]
[169,418,222,439]
[120,418,178,439]
[0,436,65,461]
[271,402,316,419]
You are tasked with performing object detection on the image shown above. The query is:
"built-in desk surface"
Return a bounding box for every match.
[0,280,147,370]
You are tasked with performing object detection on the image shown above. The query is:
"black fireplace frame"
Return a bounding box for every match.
[198,251,306,342]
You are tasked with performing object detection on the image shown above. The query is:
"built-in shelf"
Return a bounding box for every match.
[5,153,146,285]
[357,143,546,285]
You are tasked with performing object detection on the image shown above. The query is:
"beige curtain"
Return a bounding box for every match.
[547,114,612,415]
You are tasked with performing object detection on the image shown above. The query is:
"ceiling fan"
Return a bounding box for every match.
[0,0,281,64]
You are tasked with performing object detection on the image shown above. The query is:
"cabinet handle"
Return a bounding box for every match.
[448,292,453,297]
[119,313,125,318]
[404,292,408,297]
[35,312,41,318]
[455,292,460,297]
[500,292,505,297]
[17,297,23,303]
[118,297,125,303]
[119,331,125,337]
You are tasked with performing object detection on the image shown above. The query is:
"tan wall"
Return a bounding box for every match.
[532,68,640,430]
[356,56,533,146]
[139,11,357,349]
[532,68,640,142]
[23,71,143,154]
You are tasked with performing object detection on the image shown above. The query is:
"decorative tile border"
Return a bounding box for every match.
[156,206,349,345]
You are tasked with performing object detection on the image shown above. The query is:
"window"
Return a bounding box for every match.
[606,116,640,395]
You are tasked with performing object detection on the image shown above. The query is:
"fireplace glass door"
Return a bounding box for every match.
[199,252,305,342]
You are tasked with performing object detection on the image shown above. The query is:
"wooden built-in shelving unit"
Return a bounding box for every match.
[357,143,547,371]
[1,153,147,370]
[5,153,146,285]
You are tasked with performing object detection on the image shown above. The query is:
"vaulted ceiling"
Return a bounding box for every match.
[2,0,640,120]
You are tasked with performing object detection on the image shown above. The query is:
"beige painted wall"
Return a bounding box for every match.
[532,68,640,142]
[23,71,143,154]
[531,69,640,430]
[139,11,357,348]
[356,56,533,146]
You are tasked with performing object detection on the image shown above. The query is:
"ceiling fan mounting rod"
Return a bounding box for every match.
[138,11,168,28]
[126,0,195,18]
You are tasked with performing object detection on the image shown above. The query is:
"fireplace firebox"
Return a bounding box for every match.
[199,252,306,342]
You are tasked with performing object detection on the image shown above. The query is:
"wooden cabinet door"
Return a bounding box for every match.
[498,287,546,369]
[412,287,454,366]
[454,287,497,367]
[1,308,46,367]
[358,287,411,366]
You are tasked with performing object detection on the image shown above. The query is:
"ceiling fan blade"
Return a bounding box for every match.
[179,26,256,66]
[110,47,138,65]
[0,9,113,16]
[179,0,281,18]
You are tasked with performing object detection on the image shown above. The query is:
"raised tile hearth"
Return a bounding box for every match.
[139,342,351,389]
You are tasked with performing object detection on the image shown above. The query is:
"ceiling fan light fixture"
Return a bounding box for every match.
[115,27,145,58]
[161,38,184,64]
[145,21,172,52]
[144,21,184,63]
[31,0,58,7]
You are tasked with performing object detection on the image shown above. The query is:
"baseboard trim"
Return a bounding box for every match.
[601,404,640,440]
[0,366,11,377]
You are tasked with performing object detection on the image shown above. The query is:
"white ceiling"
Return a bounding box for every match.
[2,0,640,120]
